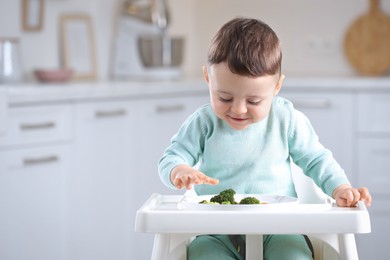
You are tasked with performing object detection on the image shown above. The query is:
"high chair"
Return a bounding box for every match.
[135,164,371,260]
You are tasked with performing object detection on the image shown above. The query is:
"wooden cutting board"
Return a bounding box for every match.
[344,0,390,75]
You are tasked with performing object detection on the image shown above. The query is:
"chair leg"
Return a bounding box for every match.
[246,235,263,260]
[152,234,171,260]
[338,234,358,260]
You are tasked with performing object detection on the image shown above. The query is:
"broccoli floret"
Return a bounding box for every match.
[210,188,236,204]
[239,197,260,204]
[198,200,218,204]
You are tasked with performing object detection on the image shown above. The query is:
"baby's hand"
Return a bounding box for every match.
[333,184,372,207]
[171,164,219,190]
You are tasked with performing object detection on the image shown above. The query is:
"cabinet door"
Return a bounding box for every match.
[357,93,390,133]
[133,94,209,200]
[355,138,390,259]
[132,94,209,259]
[280,92,354,179]
[0,145,71,260]
[69,101,134,260]
[356,198,389,260]
[356,93,390,260]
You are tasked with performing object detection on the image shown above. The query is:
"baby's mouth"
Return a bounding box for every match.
[228,115,249,122]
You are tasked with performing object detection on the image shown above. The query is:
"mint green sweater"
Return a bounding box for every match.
[158,96,349,197]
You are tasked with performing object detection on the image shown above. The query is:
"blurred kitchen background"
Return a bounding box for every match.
[0,0,389,80]
[1,0,390,260]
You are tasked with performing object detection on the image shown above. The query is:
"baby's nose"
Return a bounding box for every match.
[231,100,247,114]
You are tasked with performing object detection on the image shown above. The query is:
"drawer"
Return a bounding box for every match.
[0,104,74,148]
[358,94,390,133]
[357,138,390,196]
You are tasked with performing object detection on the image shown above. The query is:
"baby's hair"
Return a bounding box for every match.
[207,17,282,77]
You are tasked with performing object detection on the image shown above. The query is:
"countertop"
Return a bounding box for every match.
[1,77,390,106]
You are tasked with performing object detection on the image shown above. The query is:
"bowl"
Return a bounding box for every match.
[34,68,73,83]
[138,35,184,67]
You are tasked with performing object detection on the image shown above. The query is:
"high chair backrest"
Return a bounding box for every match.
[290,162,333,204]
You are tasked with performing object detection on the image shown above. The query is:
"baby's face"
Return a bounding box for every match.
[205,62,282,130]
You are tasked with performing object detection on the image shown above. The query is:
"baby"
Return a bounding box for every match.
[159,17,371,260]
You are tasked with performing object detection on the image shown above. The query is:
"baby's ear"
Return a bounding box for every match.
[203,66,210,83]
[274,74,285,95]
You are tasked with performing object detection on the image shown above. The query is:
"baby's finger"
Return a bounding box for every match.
[173,176,184,189]
[173,179,182,189]
[340,189,356,207]
[185,175,196,190]
[200,176,219,185]
[174,174,192,190]
[358,187,372,207]
[349,189,361,207]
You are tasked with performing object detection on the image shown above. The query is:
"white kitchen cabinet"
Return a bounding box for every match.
[0,144,71,260]
[0,103,73,260]
[280,91,354,180]
[355,93,390,260]
[357,93,390,133]
[356,139,390,259]
[68,100,135,260]
[131,93,209,259]
[132,94,209,201]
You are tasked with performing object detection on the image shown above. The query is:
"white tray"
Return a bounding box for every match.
[178,194,300,211]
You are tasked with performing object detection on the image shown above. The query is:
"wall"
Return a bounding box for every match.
[1,0,390,81]
[173,0,390,78]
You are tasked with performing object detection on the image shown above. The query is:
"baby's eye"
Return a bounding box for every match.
[248,100,262,105]
[219,97,233,103]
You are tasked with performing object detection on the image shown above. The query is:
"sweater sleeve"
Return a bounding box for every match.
[288,109,350,197]
[158,109,206,189]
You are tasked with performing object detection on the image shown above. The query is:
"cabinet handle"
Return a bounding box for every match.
[156,104,185,113]
[291,99,331,109]
[20,122,56,131]
[95,109,127,118]
[23,155,59,166]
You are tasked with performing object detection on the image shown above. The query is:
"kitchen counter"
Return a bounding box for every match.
[1,77,390,106]
[0,79,209,106]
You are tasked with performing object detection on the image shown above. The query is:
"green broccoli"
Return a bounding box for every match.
[199,200,218,204]
[198,189,263,205]
[239,197,260,204]
[210,188,236,204]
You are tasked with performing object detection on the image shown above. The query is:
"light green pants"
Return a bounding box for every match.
[188,234,313,260]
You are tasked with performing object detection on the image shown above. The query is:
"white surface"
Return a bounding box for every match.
[136,193,371,234]
[140,193,366,260]
[136,194,368,260]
